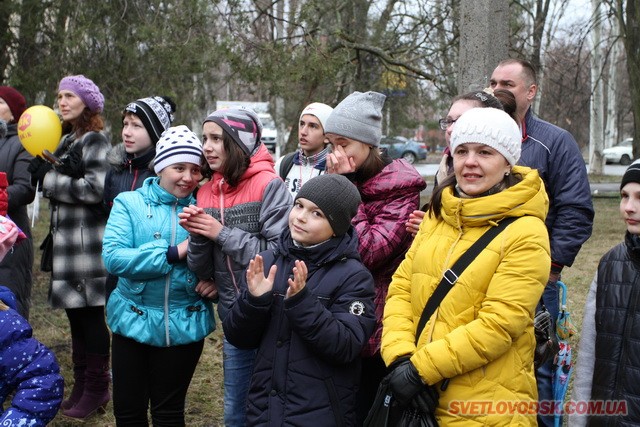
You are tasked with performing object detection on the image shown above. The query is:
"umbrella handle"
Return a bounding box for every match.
[557,281,568,306]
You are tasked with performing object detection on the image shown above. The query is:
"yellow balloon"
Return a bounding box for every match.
[17,105,62,157]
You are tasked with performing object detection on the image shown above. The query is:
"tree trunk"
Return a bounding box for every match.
[626,2,640,162]
[457,0,509,93]
[530,0,551,116]
[589,0,604,174]
[605,17,621,149]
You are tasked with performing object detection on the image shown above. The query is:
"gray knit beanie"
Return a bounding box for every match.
[295,174,361,236]
[324,91,386,147]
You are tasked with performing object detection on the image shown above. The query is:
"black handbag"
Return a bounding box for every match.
[398,407,438,427]
[533,304,560,369]
[39,231,53,272]
[363,375,393,427]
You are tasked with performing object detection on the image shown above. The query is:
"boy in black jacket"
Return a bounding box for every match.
[223,174,376,426]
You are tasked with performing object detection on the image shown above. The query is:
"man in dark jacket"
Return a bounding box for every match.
[490,58,595,427]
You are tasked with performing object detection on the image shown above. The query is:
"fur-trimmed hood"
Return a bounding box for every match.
[106,142,155,172]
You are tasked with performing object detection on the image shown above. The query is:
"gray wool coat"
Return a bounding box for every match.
[42,131,110,309]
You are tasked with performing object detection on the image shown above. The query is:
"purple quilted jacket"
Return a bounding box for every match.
[353,159,426,356]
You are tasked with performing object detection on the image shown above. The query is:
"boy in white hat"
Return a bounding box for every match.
[276,102,333,198]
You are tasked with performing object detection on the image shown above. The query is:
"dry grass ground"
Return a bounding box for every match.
[28,193,623,426]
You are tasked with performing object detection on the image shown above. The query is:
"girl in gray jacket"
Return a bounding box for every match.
[179,107,291,426]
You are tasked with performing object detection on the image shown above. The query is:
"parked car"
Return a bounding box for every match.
[258,113,279,157]
[379,136,428,164]
[603,137,634,165]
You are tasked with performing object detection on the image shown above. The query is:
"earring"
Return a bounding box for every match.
[505,170,510,176]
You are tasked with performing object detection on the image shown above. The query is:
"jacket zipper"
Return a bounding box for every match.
[130,167,139,191]
[218,179,240,295]
[164,202,177,346]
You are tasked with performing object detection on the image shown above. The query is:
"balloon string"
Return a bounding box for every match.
[30,182,40,228]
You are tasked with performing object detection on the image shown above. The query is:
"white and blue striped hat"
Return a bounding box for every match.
[153,125,203,173]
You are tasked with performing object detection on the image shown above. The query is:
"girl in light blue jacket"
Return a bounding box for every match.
[102,125,215,426]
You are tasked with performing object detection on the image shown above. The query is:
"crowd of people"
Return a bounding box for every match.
[0,56,638,426]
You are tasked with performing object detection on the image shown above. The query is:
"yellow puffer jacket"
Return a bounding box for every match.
[381,166,550,426]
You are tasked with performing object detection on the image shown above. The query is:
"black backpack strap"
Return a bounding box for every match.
[279,152,296,179]
[414,216,518,345]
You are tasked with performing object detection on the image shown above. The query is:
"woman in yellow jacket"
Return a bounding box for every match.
[381,107,551,426]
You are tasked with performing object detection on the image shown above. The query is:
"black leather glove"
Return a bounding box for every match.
[54,147,84,178]
[387,355,411,373]
[410,383,439,415]
[28,156,52,188]
[387,359,426,408]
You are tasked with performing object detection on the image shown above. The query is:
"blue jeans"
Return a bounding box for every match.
[223,338,256,427]
[536,281,559,427]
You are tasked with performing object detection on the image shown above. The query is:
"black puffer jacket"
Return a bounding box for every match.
[103,143,155,211]
[223,227,376,426]
[591,232,640,425]
[0,123,34,318]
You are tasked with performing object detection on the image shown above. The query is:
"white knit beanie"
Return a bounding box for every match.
[450,107,521,166]
[299,102,334,132]
[153,125,203,173]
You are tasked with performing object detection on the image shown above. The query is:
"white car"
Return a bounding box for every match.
[604,138,634,165]
[258,113,279,157]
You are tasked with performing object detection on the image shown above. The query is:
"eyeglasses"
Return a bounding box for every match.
[438,118,457,131]
[474,92,489,102]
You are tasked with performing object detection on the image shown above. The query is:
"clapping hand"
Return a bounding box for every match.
[246,254,277,297]
[178,205,223,240]
[286,260,308,298]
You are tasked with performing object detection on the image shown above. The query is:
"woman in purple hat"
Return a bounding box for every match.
[28,74,111,421]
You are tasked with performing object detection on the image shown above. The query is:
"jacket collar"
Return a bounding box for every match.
[140,176,195,208]
[107,143,155,171]
[276,226,361,270]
